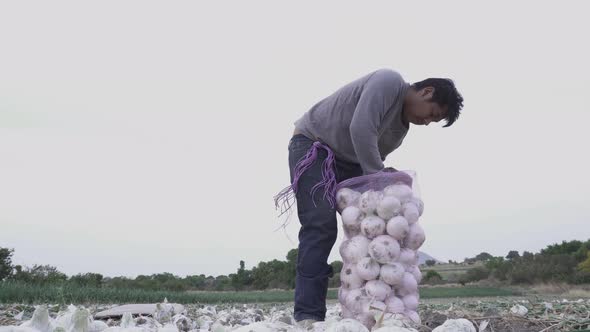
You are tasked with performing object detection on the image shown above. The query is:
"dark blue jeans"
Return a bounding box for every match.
[288,134,363,321]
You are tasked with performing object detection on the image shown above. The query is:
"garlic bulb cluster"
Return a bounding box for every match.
[337,182,425,330]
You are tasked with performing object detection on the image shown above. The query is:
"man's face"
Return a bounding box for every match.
[407,87,448,126]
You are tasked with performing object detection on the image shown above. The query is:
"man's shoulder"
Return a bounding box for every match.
[363,68,407,92]
[369,68,405,82]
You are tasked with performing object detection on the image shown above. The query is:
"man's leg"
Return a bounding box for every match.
[288,135,363,322]
[288,135,334,321]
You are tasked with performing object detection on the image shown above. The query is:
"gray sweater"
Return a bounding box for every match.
[294,69,411,175]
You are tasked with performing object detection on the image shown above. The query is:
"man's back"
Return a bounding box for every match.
[294,69,410,175]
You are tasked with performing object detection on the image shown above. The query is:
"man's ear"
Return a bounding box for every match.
[421,86,435,99]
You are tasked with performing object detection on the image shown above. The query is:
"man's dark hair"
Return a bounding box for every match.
[411,78,464,127]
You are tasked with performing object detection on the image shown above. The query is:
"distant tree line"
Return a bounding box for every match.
[455,239,590,285]
[2,239,589,291]
[0,247,343,291]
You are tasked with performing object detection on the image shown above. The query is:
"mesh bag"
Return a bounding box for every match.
[335,170,425,329]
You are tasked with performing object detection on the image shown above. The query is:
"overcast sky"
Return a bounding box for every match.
[1,1,589,278]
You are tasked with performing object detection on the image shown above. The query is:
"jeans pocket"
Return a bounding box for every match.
[289,135,313,152]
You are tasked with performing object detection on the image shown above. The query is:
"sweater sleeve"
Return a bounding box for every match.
[349,69,405,175]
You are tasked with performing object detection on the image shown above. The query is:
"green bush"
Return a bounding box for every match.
[328,272,341,288]
[459,267,490,284]
[0,247,14,281]
[423,270,443,284]
[69,273,104,288]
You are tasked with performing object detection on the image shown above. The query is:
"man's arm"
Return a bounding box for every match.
[350,69,406,175]
[383,166,398,172]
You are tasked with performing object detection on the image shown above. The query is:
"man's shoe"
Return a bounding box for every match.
[296,318,319,330]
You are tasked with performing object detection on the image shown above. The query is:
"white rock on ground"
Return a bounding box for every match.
[509,304,528,317]
[0,327,40,332]
[431,318,476,332]
[372,327,417,332]
[231,321,293,332]
[325,318,369,332]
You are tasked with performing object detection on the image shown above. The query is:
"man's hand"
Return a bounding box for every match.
[383,167,398,173]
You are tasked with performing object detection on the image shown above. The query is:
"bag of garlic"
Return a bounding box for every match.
[335,170,425,330]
